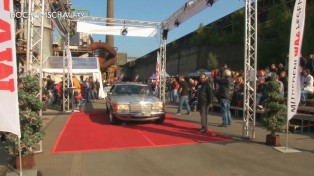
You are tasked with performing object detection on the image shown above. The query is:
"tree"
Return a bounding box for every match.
[190,23,206,46]
[303,1,314,56]
[207,52,219,70]
[1,76,45,156]
[262,74,287,136]
[258,0,292,67]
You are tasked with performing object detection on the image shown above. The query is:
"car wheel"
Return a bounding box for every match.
[109,111,120,125]
[155,115,165,124]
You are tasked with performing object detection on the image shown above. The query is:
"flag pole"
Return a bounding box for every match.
[285,115,289,150]
[18,137,23,176]
[274,0,306,153]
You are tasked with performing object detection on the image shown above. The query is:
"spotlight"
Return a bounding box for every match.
[184,3,188,10]
[121,28,128,36]
[174,20,180,27]
[184,1,193,10]
[206,0,214,7]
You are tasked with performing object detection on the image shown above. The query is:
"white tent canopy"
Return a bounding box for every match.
[43,56,105,99]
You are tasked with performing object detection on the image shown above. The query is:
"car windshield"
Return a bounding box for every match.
[112,85,151,95]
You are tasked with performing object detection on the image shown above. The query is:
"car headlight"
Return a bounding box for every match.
[152,102,164,111]
[115,104,130,112]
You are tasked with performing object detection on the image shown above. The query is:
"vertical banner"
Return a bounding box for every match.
[0,0,21,137]
[155,52,160,89]
[287,0,307,120]
[66,46,73,87]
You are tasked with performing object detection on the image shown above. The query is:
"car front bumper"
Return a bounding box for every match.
[113,112,165,121]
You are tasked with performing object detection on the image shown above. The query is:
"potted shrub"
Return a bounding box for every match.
[261,74,287,146]
[0,75,45,169]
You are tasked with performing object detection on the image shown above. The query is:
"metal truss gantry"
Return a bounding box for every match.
[26,0,73,113]
[26,0,45,116]
[25,0,46,154]
[243,0,258,139]
[159,0,215,102]
[62,44,72,112]
[25,0,73,152]
[159,38,167,102]
[72,16,160,28]
[160,0,258,138]
[161,0,214,31]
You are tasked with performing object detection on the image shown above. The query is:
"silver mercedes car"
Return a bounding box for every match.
[105,82,165,124]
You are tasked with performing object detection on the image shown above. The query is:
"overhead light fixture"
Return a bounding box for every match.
[206,0,214,7]
[174,20,180,27]
[121,27,128,36]
[184,1,194,10]
[121,20,128,36]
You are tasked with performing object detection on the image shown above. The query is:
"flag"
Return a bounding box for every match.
[287,0,307,120]
[65,46,73,87]
[155,52,161,89]
[0,0,21,137]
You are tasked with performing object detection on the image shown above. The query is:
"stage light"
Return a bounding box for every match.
[184,1,194,10]
[174,20,180,27]
[206,0,214,7]
[121,28,128,36]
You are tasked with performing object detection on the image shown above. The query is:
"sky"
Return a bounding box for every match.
[70,0,245,58]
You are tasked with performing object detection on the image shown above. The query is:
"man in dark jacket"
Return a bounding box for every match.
[95,79,100,99]
[215,69,235,127]
[176,75,191,115]
[198,73,214,133]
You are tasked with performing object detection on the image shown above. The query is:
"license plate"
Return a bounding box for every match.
[135,112,150,116]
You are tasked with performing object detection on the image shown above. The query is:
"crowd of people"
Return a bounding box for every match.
[167,57,314,108]
[42,75,101,110]
[40,54,314,131]
[164,54,314,132]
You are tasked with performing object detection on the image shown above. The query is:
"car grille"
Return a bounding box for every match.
[130,104,151,113]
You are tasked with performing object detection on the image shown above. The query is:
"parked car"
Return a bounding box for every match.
[105,82,165,124]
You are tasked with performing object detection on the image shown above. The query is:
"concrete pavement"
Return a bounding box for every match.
[1,99,314,176]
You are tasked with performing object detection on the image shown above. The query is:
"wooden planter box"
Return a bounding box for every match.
[16,155,35,170]
[265,134,281,146]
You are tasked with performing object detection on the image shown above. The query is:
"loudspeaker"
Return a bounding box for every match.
[162,29,168,40]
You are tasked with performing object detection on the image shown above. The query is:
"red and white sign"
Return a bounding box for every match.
[287,0,307,120]
[0,0,21,137]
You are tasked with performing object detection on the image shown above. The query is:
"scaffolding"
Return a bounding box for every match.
[160,0,258,138]
[26,0,47,117]
[25,0,46,153]
[159,37,167,102]
[62,44,72,112]
[159,0,215,102]
[242,0,258,139]
[24,0,73,152]
[72,16,160,28]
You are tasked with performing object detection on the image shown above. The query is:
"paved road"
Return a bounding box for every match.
[1,100,314,176]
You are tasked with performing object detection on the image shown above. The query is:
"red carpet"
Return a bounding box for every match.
[51,111,232,154]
